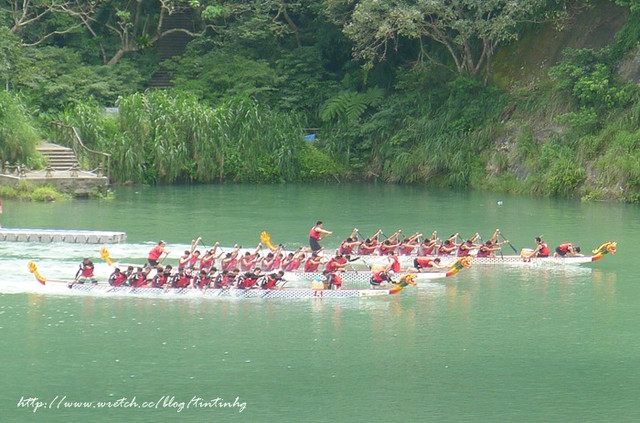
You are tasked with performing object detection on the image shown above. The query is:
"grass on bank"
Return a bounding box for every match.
[0,182,70,202]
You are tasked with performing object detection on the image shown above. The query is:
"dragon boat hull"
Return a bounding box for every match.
[27,279,401,299]
[282,270,455,289]
[351,252,611,269]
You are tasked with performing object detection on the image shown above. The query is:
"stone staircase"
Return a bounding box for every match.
[37,143,80,171]
[0,142,109,196]
[148,11,196,89]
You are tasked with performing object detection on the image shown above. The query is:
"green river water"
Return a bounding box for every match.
[0,184,637,423]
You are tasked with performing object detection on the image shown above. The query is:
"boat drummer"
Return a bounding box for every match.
[148,240,170,267]
[309,221,332,252]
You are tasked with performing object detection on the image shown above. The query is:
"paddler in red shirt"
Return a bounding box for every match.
[476,240,500,257]
[283,251,305,271]
[370,270,391,288]
[412,257,443,271]
[324,253,348,272]
[398,232,422,255]
[261,270,286,290]
[309,221,332,252]
[129,266,150,288]
[240,243,262,271]
[357,238,377,255]
[457,234,480,257]
[152,265,173,288]
[177,237,201,271]
[75,258,98,284]
[418,232,438,256]
[108,267,127,286]
[339,236,361,256]
[173,269,192,288]
[378,239,399,256]
[437,239,457,256]
[554,242,582,257]
[322,270,343,290]
[304,252,324,272]
[220,245,241,271]
[238,268,262,289]
[387,251,401,273]
[525,236,550,258]
[188,250,201,270]
[338,228,361,255]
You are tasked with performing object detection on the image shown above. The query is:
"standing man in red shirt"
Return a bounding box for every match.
[148,240,170,267]
[309,221,332,252]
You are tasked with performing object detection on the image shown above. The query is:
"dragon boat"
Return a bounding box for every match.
[348,242,617,269]
[27,262,417,299]
[283,257,472,289]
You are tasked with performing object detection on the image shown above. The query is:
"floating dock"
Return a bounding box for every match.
[0,228,126,244]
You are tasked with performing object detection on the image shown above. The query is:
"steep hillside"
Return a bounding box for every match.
[493,2,629,90]
[481,2,640,202]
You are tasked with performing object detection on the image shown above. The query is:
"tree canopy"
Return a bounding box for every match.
[326,0,552,78]
[2,0,640,202]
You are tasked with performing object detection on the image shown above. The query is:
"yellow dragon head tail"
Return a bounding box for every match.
[591,241,617,261]
[389,274,417,294]
[260,231,277,251]
[27,261,46,285]
[446,257,472,277]
[100,247,114,265]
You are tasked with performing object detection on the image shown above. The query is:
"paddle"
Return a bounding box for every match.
[354,256,372,270]
[68,264,84,288]
[500,233,518,254]
[196,236,206,250]
[345,258,360,273]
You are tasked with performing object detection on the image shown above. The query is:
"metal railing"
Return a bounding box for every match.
[50,122,111,181]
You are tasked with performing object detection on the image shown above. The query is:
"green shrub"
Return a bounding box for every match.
[0,185,17,198]
[0,181,68,201]
[555,107,600,136]
[549,48,634,112]
[546,157,586,197]
[30,186,68,202]
[296,143,341,182]
[0,91,41,163]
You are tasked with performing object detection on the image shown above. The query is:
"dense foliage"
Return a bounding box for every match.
[1,0,640,201]
[62,92,339,184]
[0,90,41,165]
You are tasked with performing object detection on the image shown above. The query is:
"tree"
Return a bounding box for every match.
[0,26,22,91]
[0,1,225,66]
[615,0,640,11]
[1,0,98,46]
[102,0,208,66]
[103,0,313,66]
[326,0,549,78]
